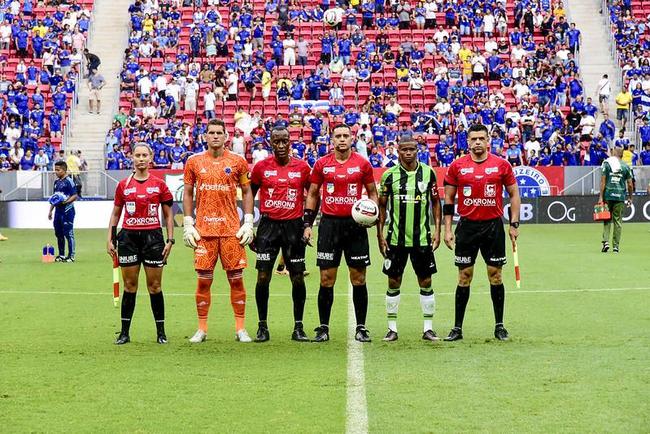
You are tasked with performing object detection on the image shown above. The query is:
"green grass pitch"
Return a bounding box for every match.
[0,224,648,433]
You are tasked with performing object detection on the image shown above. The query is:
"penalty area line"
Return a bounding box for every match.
[346,282,368,434]
[0,287,648,297]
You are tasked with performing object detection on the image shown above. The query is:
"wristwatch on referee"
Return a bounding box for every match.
[509,222,520,229]
[166,238,175,245]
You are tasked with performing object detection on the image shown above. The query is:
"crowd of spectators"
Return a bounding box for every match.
[0,0,93,171]
[101,0,650,171]
[605,0,650,150]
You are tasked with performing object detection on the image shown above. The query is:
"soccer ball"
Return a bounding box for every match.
[351,198,379,227]
[323,9,338,26]
[48,192,67,206]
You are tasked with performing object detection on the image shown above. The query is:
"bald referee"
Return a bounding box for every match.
[442,124,521,341]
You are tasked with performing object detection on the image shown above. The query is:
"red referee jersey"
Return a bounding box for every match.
[310,152,375,217]
[444,154,517,221]
[114,175,173,230]
[250,156,311,220]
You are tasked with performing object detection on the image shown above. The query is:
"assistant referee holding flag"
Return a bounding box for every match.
[442,124,521,341]
[107,143,175,344]
[377,140,442,342]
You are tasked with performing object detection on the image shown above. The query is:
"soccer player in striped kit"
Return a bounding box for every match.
[377,140,442,342]
[107,143,175,344]
[303,124,379,342]
[442,124,520,341]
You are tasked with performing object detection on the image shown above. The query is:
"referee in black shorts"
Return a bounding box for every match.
[442,124,521,341]
[303,124,379,342]
[107,143,175,345]
[249,127,312,342]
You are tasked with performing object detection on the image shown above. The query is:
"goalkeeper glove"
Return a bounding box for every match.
[236,214,254,246]
[183,216,201,249]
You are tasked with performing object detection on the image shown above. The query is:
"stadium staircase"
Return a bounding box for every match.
[568,0,619,116]
[66,0,131,191]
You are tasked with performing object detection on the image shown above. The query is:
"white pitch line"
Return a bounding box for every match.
[0,287,648,297]
[345,282,369,434]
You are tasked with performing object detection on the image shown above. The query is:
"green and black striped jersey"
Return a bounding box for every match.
[380,162,439,247]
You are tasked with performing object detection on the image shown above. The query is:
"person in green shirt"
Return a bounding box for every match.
[599,145,634,253]
[377,140,442,342]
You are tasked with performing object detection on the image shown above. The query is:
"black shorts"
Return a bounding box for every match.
[254,217,306,273]
[454,218,506,268]
[317,215,371,269]
[117,228,165,268]
[382,245,437,279]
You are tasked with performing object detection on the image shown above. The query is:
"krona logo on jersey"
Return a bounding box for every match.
[513,167,551,198]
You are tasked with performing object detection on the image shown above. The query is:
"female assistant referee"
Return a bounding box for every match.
[107,143,175,345]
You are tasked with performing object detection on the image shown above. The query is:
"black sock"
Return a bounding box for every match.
[57,236,65,256]
[255,280,270,322]
[291,274,306,323]
[149,291,165,334]
[454,285,470,329]
[317,285,334,326]
[352,284,368,327]
[121,291,136,334]
[490,283,505,325]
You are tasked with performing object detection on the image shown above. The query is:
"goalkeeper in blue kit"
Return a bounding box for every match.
[48,161,78,262]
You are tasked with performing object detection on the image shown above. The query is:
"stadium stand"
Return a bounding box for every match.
[604,0,650,154]
[0,0,94,171]
[99,0,646,171]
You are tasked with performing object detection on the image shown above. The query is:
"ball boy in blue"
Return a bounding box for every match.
[49,161,78,262]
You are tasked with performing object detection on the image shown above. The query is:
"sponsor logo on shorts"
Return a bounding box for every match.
[125,201,136,215]
[195,245,207,255]
[347,183,358,196]
[323,167,335,174]
[317,252,335,260]
[199,183,230,191]
[490,256,507,263]
[463,186,472,197]
[123,187,136,196]
[125,217,159,225]
[288,258,305,264]
[455,256,472,264]
[119,254,138,263]
[485,167,499,175]
[264,170,277,177]
[146,187,160,194]
[484,183,496,197]
[256,253,271,261]
[463,198,497,206]
[145,259,164,266]
[350,255,368,260]
[460,168,474,175]
[347,167,360,174]
[288,171,301,179]
[325,196,356,205]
